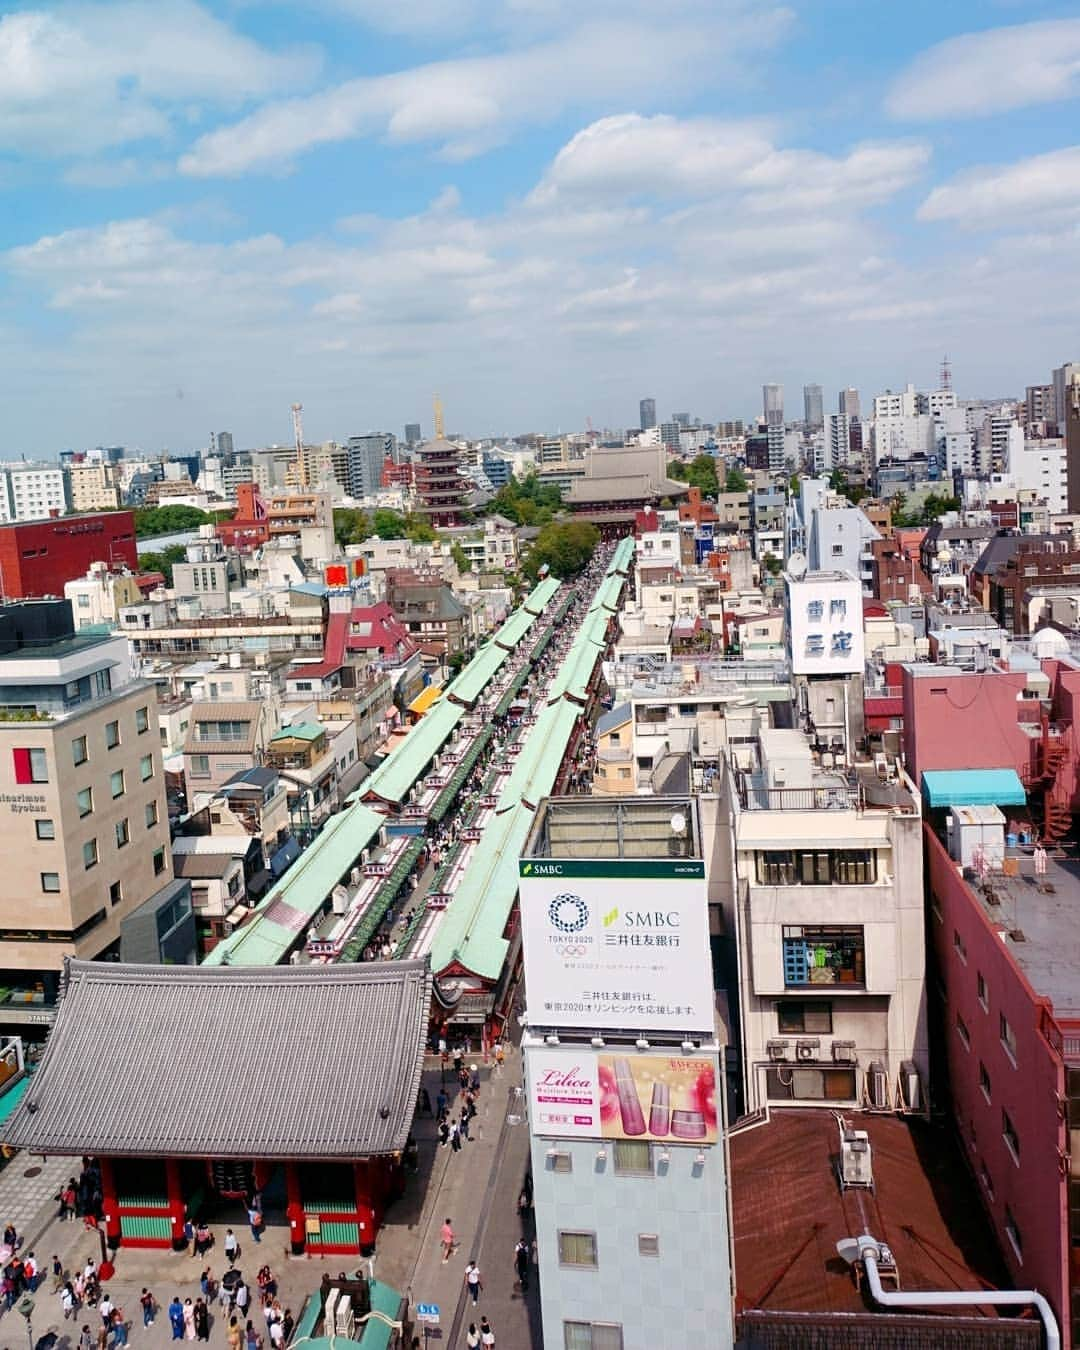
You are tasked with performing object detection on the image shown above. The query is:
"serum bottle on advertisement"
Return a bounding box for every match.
[648,1083,670,1137]
[613,1058,647,1135]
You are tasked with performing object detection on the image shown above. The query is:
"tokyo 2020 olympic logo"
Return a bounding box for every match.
[548,892,589,933]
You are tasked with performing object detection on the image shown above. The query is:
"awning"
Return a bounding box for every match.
[921,768,1027,809]
[408,684,442,717]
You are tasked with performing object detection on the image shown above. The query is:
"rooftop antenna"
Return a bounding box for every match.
[291,403,306,486]
[940,354,952,393]
[433,394,445,440]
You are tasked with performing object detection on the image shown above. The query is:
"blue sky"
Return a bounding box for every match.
[2,0,1079,453]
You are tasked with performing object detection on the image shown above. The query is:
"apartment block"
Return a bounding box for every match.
[0,600,185,1026]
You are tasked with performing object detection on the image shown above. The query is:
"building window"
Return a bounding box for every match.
[145,801,159,829]
[35,818,55,840]
[558,1231,598,1268]
[777,1001,833,1034]
[782,926,865,987]
[136,706,149,734]
[153,847,166,876]
[1000,1013,1017,1065]
[549,1152,572,1174]
[13,747,48,784]
[756,850,876,886]
[953,929,967,964]
[110,770,125,799]
[140,754,154,782]
[105,721,120,749]
[977,971,988,1011]
[979,1061,991,1102]
[1004,1206,1023,1261]
[1002,1110,1020,1164]
[956,1012,970,1049]
[189,754,210,778]
[83,839,98,870]
[72,735,88,766]
[109,880,123,906]
[115,819,129,849]
[564,1323,623,1350]
[77,787,93,817]
[637,1234,659,1257]
[613,1141,652,1175]
[40,872,60,893]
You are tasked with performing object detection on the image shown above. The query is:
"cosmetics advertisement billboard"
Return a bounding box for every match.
[528,1046,719,1144]
[518,858,713,1033]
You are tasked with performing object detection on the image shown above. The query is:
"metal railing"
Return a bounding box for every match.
[737,781,863,812]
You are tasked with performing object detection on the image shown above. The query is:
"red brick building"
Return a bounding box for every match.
[0,512,138,599]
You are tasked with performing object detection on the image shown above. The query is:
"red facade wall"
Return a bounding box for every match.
[926,828,1068,1344]
[0,512,138,598]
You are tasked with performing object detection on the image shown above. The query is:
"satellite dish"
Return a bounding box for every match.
[787,550,808,580]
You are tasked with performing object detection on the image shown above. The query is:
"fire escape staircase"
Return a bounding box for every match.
[1020,714,1073,844]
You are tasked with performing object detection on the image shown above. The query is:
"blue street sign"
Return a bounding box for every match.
[416,1304,440,1322]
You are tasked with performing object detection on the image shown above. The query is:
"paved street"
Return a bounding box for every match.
[0,1040,540,1350]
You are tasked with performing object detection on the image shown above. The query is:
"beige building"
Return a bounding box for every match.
[0,601,178,1019]
[591,703,635,794]
[68,463,121,512]
[183,700,272,793]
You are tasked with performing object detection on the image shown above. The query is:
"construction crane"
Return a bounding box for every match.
[433,393,445,440]
[291,402,307,487]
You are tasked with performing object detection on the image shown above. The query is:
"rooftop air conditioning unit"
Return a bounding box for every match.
[796,1039,819,1062]
[832,1040,857,1064]
[838,1125,874,1190]
[867,1060,889,1109]
[766,1040,789,1062]
[900,1059,921,1111]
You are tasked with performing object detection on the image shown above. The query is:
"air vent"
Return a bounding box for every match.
[1009,929,1027,943]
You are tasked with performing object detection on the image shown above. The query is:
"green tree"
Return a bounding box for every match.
[921,491,960,523]
[137,545,186,584]
[333,508,370,548]
[681,454,718,497]
[667,460,688,482]
[724,467,748,493]
[451,541,472,573]
[134,505,229,537]
[404,515,437,544]
[762,551,783,577]
[372,509,407,540]
[484,473,563,526]
[522,520,600,581]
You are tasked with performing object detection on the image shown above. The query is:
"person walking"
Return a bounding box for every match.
[440,1218,456,1263]
[514,1239,529,1293]
[140,1288,156,1327]
[78,1325,94,1350]
[449,1120,462,1153]
[61,1281,76,1320]
[466,1326,480,1349]
[459,1108,470,1142]
[224,1229,239,1266]
[110,1309,128,1348]
[168,1297,185,1341]
[227,1318,242,1350]
[479,1315,495,1347]
[248,1203,263,1244]
[194,1298,210,1343]
[463,1261,481,1306]
[183,1297,196,1339]
[235,1279,250,1321]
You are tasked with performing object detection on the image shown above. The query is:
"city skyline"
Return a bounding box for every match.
[3,0,1080,451]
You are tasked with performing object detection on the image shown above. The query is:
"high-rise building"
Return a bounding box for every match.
[1066,377,1080,514]
[404,423,422,447]
[0,598,189,1025]
[763,383,783,427]
[1053,362,1080,432]
[672,412,690,428]
[803,383,824,430]
[1026,384,1054,429]
[347,434,394,499]
[520,796,733,1350]
[639,397,657,432]
[838,387,861,420]
[216,432,234,459]
[658,422,681,452]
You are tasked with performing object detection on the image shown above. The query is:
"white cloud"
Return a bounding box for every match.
[179,10,792,176]
[0,1,318,157]
[918,146,1080,225]
[529,113,929,212]
[886,18,1080,120]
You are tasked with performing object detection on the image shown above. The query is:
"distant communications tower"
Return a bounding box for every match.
[291,402,306,486]
[433,394,445,440]
[940,354,952,393]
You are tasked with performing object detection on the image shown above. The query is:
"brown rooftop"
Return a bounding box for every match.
[732,1111,1017,1324]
